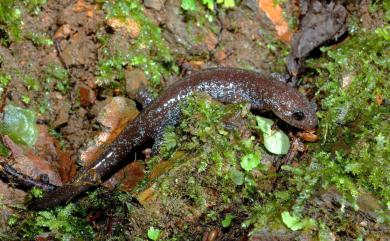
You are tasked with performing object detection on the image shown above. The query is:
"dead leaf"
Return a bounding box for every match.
[149,160,174,180]
[103,161,145,191]
[297,131,319,142]
[4,135,63,186]
[137,187,156,206]
[74,0,96,18]
[258,0,292,42]
[376,95,383,105]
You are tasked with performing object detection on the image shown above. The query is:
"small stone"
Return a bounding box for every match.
[342,74,353,89]
[144,0,165,11]
[54,24,72,39]
[80,97,139,166]
[204,31,218,51]
[96,96,139,129]
[214,50,227,63]
[61,32,95,66]
[125,69,148,99]
[78,84,96,107]
[106,18,141,39]
[53,105,69,128]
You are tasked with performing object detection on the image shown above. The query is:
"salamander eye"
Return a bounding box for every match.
[292,110,305,121]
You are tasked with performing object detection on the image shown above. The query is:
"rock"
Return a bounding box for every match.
[80,97,139,166]
[53,104,69,128]
[213,50,227,63]
[0,181,27,206]
[61,32,96,66]
[96,96,139,129]
[54,24,73,39]
[144,0,165,11]
[249,227,298,241]
[125,69,148,99]
[106,18,140,39]
[78,84,96,107]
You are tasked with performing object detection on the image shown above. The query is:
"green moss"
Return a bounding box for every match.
[13,204,93,240]
[0,0,48,44]
[181,0,235,12]
[26,31,53,46]
[44,64,71,93]
[96,0,177,89]
[0,0,22,43]
[305,22,390,205]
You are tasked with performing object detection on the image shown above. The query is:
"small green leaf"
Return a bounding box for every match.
[255,116,274,134]
[240,152,261,171]
[223,0,235,8]
[181,0,197,11]
[147,226,160,240]
[263,129,290,155]
[202,0,215,10]
[222,213,235,228]
[281,211,316,231]
[30,187,44,198]
[0,105,38,147]
[281,211,303,231]
[7,214,18,226]
[0,141,10,157]
[229,169,244,185]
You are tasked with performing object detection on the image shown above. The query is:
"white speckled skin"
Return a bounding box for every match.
[29,68,317,210]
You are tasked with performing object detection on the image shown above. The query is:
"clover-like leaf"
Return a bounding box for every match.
[255,116,273,134]
[240,152,261,171]
[263,130,290,155]
[147,226,160,240]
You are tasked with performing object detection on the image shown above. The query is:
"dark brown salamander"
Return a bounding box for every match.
[28,68,317,210]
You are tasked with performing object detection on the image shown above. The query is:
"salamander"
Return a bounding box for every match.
[28,68,318,210]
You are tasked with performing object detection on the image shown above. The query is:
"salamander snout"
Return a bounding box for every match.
[291,110,305,121]
[269,96,318,130]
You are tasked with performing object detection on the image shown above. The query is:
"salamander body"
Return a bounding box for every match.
[29,68,317,210]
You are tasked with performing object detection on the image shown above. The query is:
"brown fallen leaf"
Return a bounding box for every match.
[35,125,77,183]
[297,130,319,142]
[376,95,383,105]
[4,135,63,187]
[137,187,156,206]
[73,0,96,18]
[0,180,27,205]
[78,84,96,107]
[149,160,174,180]
[258,0,292,42]
[103,161,145,192]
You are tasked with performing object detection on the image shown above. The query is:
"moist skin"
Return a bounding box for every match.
[29,68,318,210]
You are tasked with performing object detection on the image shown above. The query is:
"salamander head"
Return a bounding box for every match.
[267,87,318,130]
